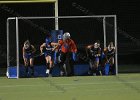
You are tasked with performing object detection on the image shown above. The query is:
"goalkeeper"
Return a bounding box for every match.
[54,32,77,76]
[23,40,36,77]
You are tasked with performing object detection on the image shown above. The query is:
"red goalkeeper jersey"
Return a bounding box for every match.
[58,39,77,53]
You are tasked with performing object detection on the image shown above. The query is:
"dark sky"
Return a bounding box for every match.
[59,0,140,65]
[0,0,140,65]
[62,0,139,33]
[59,0,140,38]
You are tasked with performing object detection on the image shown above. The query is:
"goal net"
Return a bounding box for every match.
[7,15,117,78]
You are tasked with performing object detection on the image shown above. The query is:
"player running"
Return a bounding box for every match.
[103,42,115,75]
[40,37,57,76]
[23,40,36,77]
[86,40,102,76]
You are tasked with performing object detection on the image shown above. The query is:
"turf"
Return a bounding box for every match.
[0,74,140,100]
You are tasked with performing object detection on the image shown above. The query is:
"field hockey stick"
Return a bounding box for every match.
[105,53,115,64]
[33,52,44,58]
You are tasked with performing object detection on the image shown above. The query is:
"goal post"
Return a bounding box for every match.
[6,0,58,79]
[114,16,118,75]
[7,15,118,78]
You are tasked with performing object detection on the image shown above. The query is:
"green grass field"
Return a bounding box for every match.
[0,74,140,100]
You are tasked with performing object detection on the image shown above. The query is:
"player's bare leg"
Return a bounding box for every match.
[45,56,50,75]
[45,56,53,76]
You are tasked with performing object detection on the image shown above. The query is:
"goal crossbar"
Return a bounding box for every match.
[7,15,116,20]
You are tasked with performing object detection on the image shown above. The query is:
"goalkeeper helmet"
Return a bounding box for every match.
[63,32,71,40]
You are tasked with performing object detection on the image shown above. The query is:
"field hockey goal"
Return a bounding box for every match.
[7,15,118,78]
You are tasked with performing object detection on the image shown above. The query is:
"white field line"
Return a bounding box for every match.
[0,81,140,88]
[0,84,40,88]
[48,87,135,93]
[58,81,139,86]
[48,91,64,93]
[85,88,132,92]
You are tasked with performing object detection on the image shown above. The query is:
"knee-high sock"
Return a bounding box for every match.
[49,67,53,74]
[110,64,115,75]
[59,62,65,72]
[25,66,28,73]
[46,63,50,70]
[46,63,50,74]
[93,67,98,74]
[30,66,34,75]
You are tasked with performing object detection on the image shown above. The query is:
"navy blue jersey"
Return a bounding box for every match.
[105,48,115,58]
[25,46,33,54]
[88,47,101,59]
[24,45,34,59]
[44,43,54,57]
[46,43,53,52]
